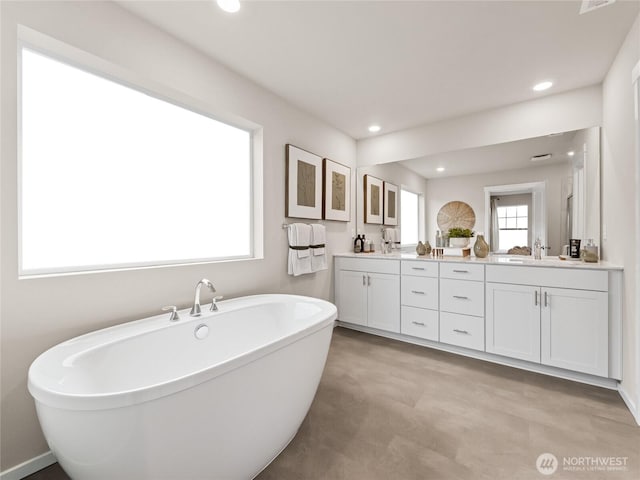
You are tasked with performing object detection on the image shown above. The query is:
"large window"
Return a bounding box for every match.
[20,47,254,275]
[497,205,528,251]
[401,189,420,245]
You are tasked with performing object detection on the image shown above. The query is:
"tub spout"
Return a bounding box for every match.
[190,279,216,317]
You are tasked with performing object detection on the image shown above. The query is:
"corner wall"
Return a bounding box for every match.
[601,12,640,419]
[0,1,356,471]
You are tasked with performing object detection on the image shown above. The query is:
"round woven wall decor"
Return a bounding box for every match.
[437,201,476,232]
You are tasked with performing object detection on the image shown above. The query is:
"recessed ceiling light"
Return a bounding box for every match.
[368,125,381,133]
[533,81,553,92]
[568,151,575,157]
[436,167,445,172]
[217,0,240,13]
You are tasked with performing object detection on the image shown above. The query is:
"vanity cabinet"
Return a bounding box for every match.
[486,266,608,377]
[335,257,400,333]
[335,254,621,384]
[439,262,485,352]
[400,260,439,341]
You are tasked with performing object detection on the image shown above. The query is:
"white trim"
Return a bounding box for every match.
[0,451,56,480]
[633,60,640,430]
[618,385,640,426]
[336,321,619,390]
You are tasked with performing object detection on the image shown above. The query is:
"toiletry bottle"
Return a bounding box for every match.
[354,235,362,253]
[534,237,542,260]
[436,230,441,248]
[361,235,366,252]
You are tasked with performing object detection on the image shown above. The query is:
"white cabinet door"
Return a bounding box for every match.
[336,270,368,326]
[368,272,401,333]
[486,283,541,363]
[541,287,608,377]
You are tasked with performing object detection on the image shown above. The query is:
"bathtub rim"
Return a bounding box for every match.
[28,294,336,411]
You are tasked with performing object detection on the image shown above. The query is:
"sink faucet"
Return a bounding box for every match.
[190,278,216,317]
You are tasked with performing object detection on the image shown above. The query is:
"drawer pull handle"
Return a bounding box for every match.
[534,290,538,306]
[453,329,469,335]
[453,269,469,273]
[544,291,548,307]
[453,295,469,300]
[411,290,426,295]
[368,275,371,286]
[362,275,366,286]
[411,267,425,270]
[412,321,425,326]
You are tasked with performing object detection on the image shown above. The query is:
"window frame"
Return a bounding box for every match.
[17,28,263,278]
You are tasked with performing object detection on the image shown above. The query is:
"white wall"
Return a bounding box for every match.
[0,1,356,471]
[601,13,640,419]
[357,85,602,166]
[356,163,429,245]
[424,163,571,256]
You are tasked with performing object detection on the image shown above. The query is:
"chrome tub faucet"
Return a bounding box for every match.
[190,279,216,317]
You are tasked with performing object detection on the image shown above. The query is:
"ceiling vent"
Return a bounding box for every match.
[580,0,616,15]
[531,154,552,162]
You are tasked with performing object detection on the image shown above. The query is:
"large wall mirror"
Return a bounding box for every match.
[356,126,601,256]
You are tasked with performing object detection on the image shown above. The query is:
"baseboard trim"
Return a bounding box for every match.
[618,385,640,426]
[0,451,56,480]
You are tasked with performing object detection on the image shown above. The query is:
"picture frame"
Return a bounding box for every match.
[285,144,323,219]
[384,182,399,226]
[323,158,351,222]
[364,174,383,224]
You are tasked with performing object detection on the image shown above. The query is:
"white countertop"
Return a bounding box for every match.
[334,252,623,271]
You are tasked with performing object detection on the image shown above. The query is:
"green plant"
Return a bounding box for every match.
[448,227,475,238]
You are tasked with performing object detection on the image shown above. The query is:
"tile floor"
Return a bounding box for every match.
[24,326,640,479]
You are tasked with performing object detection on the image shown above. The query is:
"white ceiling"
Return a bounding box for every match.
[399,130,579,179]
[118,0,639,140]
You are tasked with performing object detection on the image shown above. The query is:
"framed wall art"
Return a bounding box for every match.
[364,174,383,224]
[323,158,350,222]
[384,182,399,225]
[285,144,323,219]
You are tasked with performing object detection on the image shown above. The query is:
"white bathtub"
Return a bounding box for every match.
[28,294,336,479]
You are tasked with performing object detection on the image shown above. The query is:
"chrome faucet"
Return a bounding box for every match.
[190,278,216,317]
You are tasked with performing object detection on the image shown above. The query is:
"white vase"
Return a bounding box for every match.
[449,237,469,248]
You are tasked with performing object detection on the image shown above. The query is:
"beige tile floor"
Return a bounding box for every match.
[26,327,640,479]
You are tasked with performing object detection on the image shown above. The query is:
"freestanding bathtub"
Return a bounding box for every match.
[28,294,337,479]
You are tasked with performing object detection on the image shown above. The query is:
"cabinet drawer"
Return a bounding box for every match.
[440,279,484,317]
[401,306,439,341]
[440,262,484,281]
[401,260,438,278]
[401,276,438,309]
[440,312,485,351]
[486,265,607,292]
[336,257,400,275]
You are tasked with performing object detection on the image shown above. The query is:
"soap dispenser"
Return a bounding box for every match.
[534,237,542,260]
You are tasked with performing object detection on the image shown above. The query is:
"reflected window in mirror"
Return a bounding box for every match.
[490,192,533,253]
[496,205,529,251]
[401,189,420,245]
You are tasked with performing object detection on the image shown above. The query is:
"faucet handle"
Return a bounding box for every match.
[210,295,224,312]
[162,305,180,322]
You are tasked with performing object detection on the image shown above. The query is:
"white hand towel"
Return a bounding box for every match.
[310,224,327,272]
[288,223,312,276]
